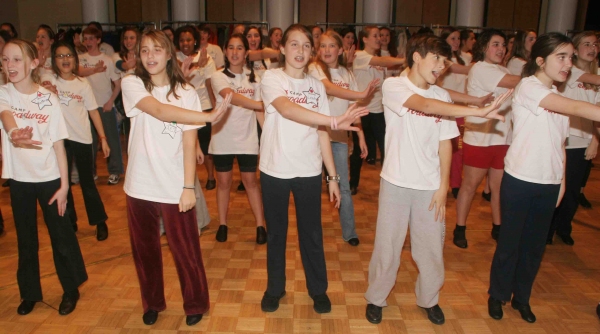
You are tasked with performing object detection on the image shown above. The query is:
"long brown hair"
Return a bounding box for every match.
[441,27,465,65]
[572,31,599,91]
[134,29,188,101]
[522,32,572,78]
[119,26,141,61]
[312,30,347,82]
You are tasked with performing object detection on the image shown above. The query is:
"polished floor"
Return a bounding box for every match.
[0,150,599,333]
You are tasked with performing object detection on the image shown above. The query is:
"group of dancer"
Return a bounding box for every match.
[1,18,600,328]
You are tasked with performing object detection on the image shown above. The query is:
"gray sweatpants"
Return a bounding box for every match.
[365,178,445,308]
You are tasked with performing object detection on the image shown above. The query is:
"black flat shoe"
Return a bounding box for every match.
[237,182,245,191]
[58,290,80,315]
[350,186,358,195]
[453,228,467,249]
[491,224,500,241]
[261,291,286,312]
[256,226,267,244]
[488,296,503,320]
[511,299,536,323]
[451,187,459,199]
[205,179,216,190]
[421,304,445,325]
[142,310,159,325]
[348,238,360,246]
[311,293,331,314]
[596,303,600,319]
[96,222,108,241]
[579,193,592,208]
[366,158,376,165]
[17,300,36,315]
[186,313,203,326]
[365,304,382,324]
[216,225,228,242]
[482,191,491,202]
[557,233,574,246]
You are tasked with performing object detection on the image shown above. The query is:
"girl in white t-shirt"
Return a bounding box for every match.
[267,27,282,68]
[113,27,140,77]
[379,27,401,78]
[548,31,600,245]
[460,29,475,61]
[309,30,378,246]
[506,30,537,76]
[45,40,110,236]
[35,25,55,77]
[259,25,368,315]
[350,26,405,194]
[245,26,271,78]
[454,29,522,249]
[0,39,87,316]
[121,29,232,326]
[198,25,225,70]
[488,32,600,324]
[209,33,266,244]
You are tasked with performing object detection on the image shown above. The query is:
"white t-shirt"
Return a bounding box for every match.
[380,49,400,78]
[308,63,357,143]
[0,84,69,182]
[38,57,54,78]
[561,66,598,149]
[206,43,225,69]
[505,76,569,184]
[260,68,330,178]
[506,57,526,76]
[112,53,136,78]
[99,42,115,57]
[461,51,473,65]
[79,53,121,106]
[177,51,216,110]
[464,61,513,146]
[48,75,99,144]
[122,76,203,204]
[209,68,260,155]
[252,58,271,79]
[381,76,459,190]
[438,56,470,94]
[353,50,385,113]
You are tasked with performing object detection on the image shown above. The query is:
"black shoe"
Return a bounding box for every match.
[557,233,574,246]
[421,304,445,325]
[451,187,459,199]
[96,222,108,241]
[579,193,592,208]
[237,182,245,191]
[205,179,216,190]
[453,227,467,249]
[0,224,4,236]
[596,303,600,319]
[261,291,286,312]
[256,226,267,244]
[546,237,553,245]
[58,290,80,315]
[17,300,36,315]
[348,238,360,246]
[491,224,500,241]
[488,296,503,320]
[143,310,159,325]
[216,225,228,242]
[365,304,382,324]
[186,314,203,326]
[511,299,536,323]
[350,186,358,195]
[311,293,331,314]
[482,191,491,202]
[366,158,376,165]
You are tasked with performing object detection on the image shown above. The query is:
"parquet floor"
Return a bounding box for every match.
[0,143,599,333]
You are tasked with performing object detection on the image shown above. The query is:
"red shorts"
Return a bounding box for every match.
[463,143,509,170]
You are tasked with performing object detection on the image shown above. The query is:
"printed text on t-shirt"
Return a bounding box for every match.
[407,108,442,123]
[285,88,320,108]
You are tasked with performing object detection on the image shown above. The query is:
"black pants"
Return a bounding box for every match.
[489,173,559,304]
[10,179,88,301]
[260,172,328,297]
[349,131,362,188]
[363,112,386,163]
[65,139,108,226]
[548,148,587,239]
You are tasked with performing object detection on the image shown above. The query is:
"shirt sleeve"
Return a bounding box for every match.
[382,78,414,116]
[0,87,11,127]
[352,51,373,72]
[201,56,217,79]
[81,78,99,111]
[210,71,231,96]
[567,67,586,89]
[106,56,121,82]
[439,117,460,141]
[260,70,287,112]
[48,95,70,142]
[308,63,327,81]
[122,76,151,118]
[516,78,553,116]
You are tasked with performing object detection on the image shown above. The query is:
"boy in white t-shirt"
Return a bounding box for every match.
[80,26,123,185]
[365,35,511,326]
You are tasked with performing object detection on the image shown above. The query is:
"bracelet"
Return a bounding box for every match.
[183,185,195,189]
[326,175,341,183]
[7,128,18,141]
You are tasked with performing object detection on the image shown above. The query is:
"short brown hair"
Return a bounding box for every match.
[82,26,102,40]
[406,34,451,69]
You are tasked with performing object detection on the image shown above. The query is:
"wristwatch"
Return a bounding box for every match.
[326,175,341,183]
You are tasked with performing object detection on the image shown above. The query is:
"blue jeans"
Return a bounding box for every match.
[91,107,124,175]
[331,142,358,241]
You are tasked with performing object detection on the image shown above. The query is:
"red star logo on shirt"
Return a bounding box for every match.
[31,91,52,110]
[303,87,320,108]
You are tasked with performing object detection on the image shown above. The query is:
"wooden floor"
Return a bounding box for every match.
[0,149,600,333]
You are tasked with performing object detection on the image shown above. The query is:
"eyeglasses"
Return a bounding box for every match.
[55,54,75,59]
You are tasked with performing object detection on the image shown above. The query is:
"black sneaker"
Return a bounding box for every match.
[311,293,331,313]
[421,304,445,325]
[579,193,592,208]
[261,291,286,312]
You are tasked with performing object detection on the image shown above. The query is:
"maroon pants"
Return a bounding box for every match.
[126,195,209,315]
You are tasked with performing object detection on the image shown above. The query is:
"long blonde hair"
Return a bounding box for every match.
[5,39,40,84]
[312,30,347,82]
[572,31,599,91]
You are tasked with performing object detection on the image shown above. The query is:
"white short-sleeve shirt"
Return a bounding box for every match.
[79,53,121,106]
[0,84,69,182]
[208,68,260,155]
[505,76,569,184]
[112,53,136,78]
[121,76,204,203]
[308,63,358,143]
[561,66,598,149]
[464,61,513,146]
[438,55,471,94]
[381,76,459,190]
[259,68,330,178]
[206,43,225,69]
[177,51,217,110]
[353,50,385,113]
[252,58,271,79]
[506,57,526,76]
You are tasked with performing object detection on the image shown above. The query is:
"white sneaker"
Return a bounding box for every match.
[107,174,120,185]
